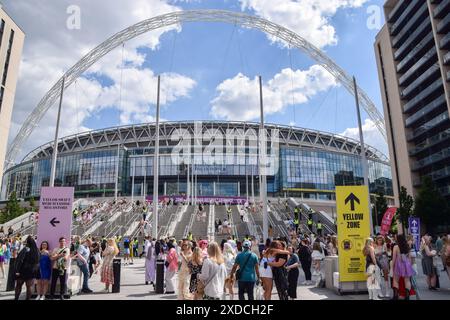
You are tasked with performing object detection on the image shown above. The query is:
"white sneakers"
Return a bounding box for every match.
[35,295,45,300]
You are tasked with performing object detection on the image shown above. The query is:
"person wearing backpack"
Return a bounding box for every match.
[230,240,260,300]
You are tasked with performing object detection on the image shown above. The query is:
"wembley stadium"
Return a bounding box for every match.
[1,121,393,201]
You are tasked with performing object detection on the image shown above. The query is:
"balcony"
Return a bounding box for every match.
[437,12,450,34]
[394,17,432,61]
[393,4,429,48]
[396,33,434,73]
[441,33,450,49]
[399,48,437,86]
[401,64,441,99]
[406,111,449,142]
[403,78,444,113]
[409,128,450,156]
[445,52,450,65]
[412,145,450,171]
[405,94,447,127]
[413,166,450,187]
[434,0,450,19]
[390,1,424,36]
[388,0,408,24]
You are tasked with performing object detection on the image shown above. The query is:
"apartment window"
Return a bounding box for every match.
[0,20,5,50]
[0,86,4,113]
[2,29,15,86]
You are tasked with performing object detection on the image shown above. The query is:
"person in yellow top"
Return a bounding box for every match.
[187,232,193,241]
[317,221,323,236]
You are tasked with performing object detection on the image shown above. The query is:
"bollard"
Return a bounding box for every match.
[155,259,165,294]
[6,258,16,291]
[112,258,121,293]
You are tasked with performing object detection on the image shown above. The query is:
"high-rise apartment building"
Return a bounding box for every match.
[375,0,450,203]
[0,6,24,192]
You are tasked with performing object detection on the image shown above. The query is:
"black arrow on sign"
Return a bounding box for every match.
[50,217,60,227]
[345,193,360,211]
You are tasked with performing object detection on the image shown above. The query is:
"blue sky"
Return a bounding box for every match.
[4,0,388,161]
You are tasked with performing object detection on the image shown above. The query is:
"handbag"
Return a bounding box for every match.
[255,283,263,300]
[197,262,219,296]
[236,253,252,281]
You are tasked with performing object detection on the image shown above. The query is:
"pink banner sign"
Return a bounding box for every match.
[380,207,397,236]
[37,187,74,251]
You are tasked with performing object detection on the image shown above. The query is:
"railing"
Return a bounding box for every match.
[183,207,196,239]
[207,205,215,242]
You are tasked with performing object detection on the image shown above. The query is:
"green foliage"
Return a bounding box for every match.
[0,192,26,224]
[372,191,388,227]
[29,197,37,212]
[414,176,450,233]
[397,186,414,234]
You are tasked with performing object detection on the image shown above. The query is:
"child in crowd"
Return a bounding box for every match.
[366,263,381,300]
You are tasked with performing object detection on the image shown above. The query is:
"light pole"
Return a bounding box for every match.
[152,75,161,239]
[353,76,373,235]
[49,77,65,187]
[259,75,269,242]
[114,143,120,201]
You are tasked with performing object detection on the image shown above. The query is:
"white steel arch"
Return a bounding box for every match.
[6,9,386,169]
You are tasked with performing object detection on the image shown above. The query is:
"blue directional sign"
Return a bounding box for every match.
[409,217,420,251]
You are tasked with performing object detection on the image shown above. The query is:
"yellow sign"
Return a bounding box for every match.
[336,186,371,282]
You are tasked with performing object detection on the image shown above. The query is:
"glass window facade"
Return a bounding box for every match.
[2,145,392,200]
[1,124,393,200]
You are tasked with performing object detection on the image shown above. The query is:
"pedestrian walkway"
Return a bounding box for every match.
[1,257,449,300]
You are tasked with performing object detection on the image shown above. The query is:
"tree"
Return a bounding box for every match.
[414,176,449,234]
[397,186,414,235]
[372,191,388,228]
[29,197,37,212]
[3,191,26,223]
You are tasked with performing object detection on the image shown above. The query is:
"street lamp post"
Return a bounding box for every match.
[259,75,269,242]
[49,77,65,187]
[152,75,161,239]
[353,76,373,235]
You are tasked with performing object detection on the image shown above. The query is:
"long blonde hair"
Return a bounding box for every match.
[108,238,119,256]
[207,242,224,265]
[192,247,203,265]
[363,238,374,257]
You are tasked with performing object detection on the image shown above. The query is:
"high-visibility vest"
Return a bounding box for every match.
[307,219,313,226]
[187,233,193,241]
[317,223,322,229]
[294,219,299,225]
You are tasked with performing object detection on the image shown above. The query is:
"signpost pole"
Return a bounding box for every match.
[49,77,65,187]
[152,75,161,239]
[353,76,373,235]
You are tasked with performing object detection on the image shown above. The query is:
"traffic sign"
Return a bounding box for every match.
[37,187,74,251]
[336,186,371,282]
[409,216,420,251]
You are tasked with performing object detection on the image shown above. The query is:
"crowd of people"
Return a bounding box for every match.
[363,233,450,300]
[2,197,450,301]
[139,231,342,300]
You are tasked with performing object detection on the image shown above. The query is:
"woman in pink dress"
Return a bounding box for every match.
[100,239,119,293]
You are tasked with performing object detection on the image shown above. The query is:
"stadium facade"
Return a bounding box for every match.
[1,121,393,201]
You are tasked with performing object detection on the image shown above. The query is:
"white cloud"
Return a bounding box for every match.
[239,0,368,48]
[210,65,338,121]
[4,0,195,162]
[340,119,389,156]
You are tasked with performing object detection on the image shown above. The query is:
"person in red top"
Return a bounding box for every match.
[165,240,178,294]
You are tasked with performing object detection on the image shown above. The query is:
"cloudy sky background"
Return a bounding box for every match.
[2,0,387,163]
